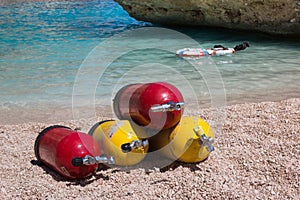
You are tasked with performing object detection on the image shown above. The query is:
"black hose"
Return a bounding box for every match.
[72,157,83,167]
[121,143,132,153]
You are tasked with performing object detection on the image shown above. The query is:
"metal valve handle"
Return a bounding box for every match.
[72,155,115,167]
[199,134,215,152]
[150,102,184,112]
[193,126,215,153]
[121,139,149,153]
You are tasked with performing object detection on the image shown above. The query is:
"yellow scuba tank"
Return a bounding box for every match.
[149,116,215,163]
[88,120,149,166]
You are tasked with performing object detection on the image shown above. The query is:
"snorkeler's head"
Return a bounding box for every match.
[243,41,250,47]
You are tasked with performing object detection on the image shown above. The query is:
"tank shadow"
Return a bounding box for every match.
[30,159,110,186]
[101,154,207,174]
[159,159,207,173]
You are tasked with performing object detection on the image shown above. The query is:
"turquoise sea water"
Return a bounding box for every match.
[1,0,300,124]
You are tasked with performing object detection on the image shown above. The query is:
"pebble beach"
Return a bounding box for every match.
[0,98,299,199]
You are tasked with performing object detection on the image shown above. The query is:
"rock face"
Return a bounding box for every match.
[115,0,300,34]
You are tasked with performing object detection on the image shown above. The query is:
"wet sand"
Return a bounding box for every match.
[0,98,299,199]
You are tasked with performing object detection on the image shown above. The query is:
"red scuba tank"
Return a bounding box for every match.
[34,125,114,179]
[113,82,184,130]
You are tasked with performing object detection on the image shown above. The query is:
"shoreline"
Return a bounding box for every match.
[0,97,299,199]
[1,95,299,125]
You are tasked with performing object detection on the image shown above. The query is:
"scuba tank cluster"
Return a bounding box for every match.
[89,82,215,166]
[34,82,215,180]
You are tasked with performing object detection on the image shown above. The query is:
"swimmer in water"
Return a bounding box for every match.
[213,42,250,51]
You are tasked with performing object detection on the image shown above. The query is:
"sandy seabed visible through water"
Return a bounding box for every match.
[0,98,299,199]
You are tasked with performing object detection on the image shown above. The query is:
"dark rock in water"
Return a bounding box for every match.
[115,0,300,35]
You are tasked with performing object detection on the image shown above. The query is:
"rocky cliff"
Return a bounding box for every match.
[115,0,300,34]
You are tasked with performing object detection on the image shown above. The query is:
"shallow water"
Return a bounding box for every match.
[0,0,299,124]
